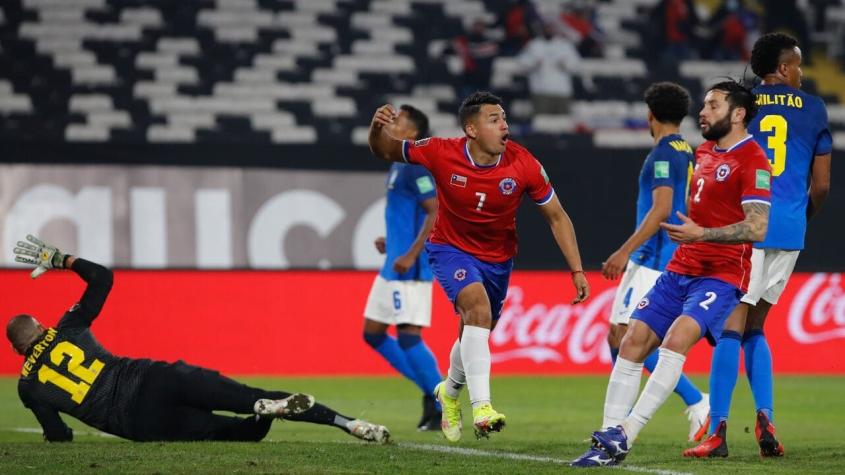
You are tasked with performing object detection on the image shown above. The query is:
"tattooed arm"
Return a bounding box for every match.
[701,201,770,243]
[660,202,770,244]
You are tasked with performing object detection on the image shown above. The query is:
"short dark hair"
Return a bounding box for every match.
[399,104,430,139]
[458,91,503,126]
[750,33,799,78]
[707,80,757,126]
[644,82,691,125]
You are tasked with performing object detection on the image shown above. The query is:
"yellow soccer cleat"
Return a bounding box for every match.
[472,403,505,439]
[434,381,462,442]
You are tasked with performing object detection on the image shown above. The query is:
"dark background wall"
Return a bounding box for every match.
[3,140,840,271]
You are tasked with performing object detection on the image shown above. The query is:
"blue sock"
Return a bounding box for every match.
[363,332,423,392]
[709,330,743,434]
[643,349,703,406]
[398,333,443,409]
[743,330,774,422]
[609,346,619,365]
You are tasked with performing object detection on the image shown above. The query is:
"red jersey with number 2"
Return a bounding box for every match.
[402,136,554,263]
[666,136,772,292]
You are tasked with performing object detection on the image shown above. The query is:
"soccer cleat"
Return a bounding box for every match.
[570,445,618,467]
[683,420,728,458]
[472,403,506,439]
[434,381,462,442]
[755,410,785,457]
[254,393,315,418]
[591,426,629,462]
[417,395,442,431]
[347,419,391,444]
[684,392,710,442]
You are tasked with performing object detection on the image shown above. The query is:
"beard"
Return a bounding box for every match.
[701,112,732,141]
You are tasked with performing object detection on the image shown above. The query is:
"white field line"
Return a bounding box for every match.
[394,442,694,475]
[4,427,694,475]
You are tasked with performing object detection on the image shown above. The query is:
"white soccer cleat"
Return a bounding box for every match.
[347,419,391,444]
[684,392,710,442]
[254,393,315,418]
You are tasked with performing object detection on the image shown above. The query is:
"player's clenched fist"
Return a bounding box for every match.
[371,104,398,129]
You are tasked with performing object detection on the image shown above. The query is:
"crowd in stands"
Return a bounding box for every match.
[0,0,843,148]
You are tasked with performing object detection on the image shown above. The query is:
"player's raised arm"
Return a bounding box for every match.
[62,257,114,327]
[536,193,590,304]
[368,104,406,163]
[13,235,113,327]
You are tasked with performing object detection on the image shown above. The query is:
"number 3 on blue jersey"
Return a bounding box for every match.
[759,114,787,177]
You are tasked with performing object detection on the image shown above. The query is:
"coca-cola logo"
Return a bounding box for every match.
[490,286,614,365]
[788,273,845,344]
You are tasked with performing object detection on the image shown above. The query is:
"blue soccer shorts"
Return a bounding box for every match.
[631,271,742,345]
[426,242,512,320]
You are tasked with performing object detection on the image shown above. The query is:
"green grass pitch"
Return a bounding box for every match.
[0,375,842,474]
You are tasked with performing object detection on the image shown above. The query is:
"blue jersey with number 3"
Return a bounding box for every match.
[632,134,694,271]
[381,162,436,281]
[749,84,832,250]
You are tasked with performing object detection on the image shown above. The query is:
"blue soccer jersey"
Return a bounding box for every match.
[380,162,436,281]
[749,84,833,250]
[631,134,694,271]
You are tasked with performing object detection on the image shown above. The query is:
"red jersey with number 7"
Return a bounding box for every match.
[402,136,554,263]
[666,136,772,292]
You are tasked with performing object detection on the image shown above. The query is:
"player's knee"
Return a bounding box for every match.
[462,308,492,328]
[607,324,625,348]
[363,331,387,349]
[397,332,422,349]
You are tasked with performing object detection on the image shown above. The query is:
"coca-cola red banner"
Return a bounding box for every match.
[0,270,842,375]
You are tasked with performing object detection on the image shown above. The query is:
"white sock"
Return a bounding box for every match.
[446,338,465,398]
[602,357,644,429]
[460,325,491,407]
[622,348,686,443]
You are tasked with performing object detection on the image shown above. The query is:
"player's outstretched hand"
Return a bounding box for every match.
[13,234,68,279]
[571,271,590,304]
[371,104,398,130]
[660,211,704,244]
[374,236,386,254]
[601,249,628,280]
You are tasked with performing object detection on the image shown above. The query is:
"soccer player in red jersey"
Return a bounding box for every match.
[368,91,589,441]
[572,80,772,467]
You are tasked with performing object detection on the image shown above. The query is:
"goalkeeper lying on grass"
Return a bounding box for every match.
[6,235,390,443]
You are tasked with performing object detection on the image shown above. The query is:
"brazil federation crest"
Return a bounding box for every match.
[454,268,467,281]
[715,163,731,182]
[498,177,517,195]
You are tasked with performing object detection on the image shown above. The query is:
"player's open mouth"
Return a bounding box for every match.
[501,134,509,144]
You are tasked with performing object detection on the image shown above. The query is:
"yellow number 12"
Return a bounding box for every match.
[37,342,105,404]
[759,114,787,177]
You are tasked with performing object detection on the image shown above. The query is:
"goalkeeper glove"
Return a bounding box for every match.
[13,234,68,279]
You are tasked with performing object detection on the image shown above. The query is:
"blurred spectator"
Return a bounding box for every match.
[493,0,543,56]
[518,22,581,114]
[452,19,500,96]
[649,0,701,63]
[761,0,812,63]
[560,0,604,58]
[705,0,759,61]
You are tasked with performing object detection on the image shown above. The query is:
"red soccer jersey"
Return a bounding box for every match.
[402,136,554,263]
[666,136,772,292]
